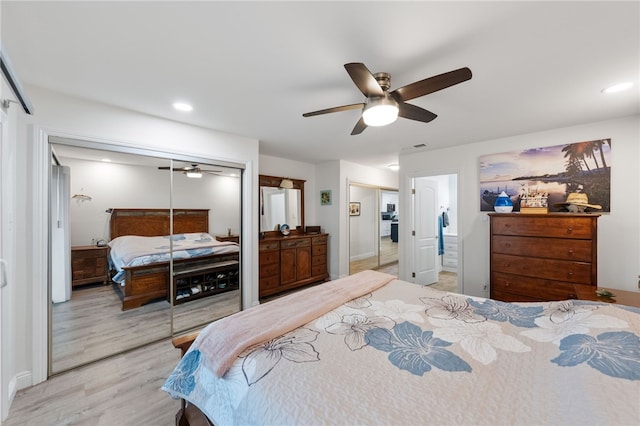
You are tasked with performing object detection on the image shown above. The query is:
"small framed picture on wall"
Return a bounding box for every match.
[320,190,332,206]
[349,202,360,216]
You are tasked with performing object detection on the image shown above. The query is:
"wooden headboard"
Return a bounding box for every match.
[109,209,209,239]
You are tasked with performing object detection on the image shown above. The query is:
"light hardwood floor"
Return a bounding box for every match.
[4,338,182,426]
[350,236,398,274]
[52,283,240,373]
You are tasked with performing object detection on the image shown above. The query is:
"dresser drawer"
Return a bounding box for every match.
[312,245,327,256]
[259,275,280,293]
[491,253,593,284]
[491,272,579,301]
[259,241,280,251]
[259,251,279,265]
[259,263,280,278]
[312,235,328,245]
[312,264,327,276]
[492,235,592,262]
[281,238,311,249]
[491,215,595,239]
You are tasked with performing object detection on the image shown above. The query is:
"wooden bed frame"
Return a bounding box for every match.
[109,208,239,310]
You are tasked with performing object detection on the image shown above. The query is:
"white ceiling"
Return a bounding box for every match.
[3,1,639,170]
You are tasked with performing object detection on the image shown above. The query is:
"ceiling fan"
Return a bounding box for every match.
[157,164,222,178]
[302,63,472,135]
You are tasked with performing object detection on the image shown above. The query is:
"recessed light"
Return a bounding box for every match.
[602,82,633,94]
[173,102,193,112]
[388,164,399,171]
[101,158,111,162]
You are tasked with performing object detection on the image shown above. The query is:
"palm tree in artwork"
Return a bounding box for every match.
[562,143,591,172]
[593,139,610,169]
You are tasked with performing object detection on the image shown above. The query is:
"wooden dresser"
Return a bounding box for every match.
[71,245,109,287]
[259,233,329,298]
[489,213,599,302]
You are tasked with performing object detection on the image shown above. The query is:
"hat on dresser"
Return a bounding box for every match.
[554,192,602,211]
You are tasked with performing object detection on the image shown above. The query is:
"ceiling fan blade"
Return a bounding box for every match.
[351,117,367,135]
[391,67,472,102]
[303,103,364,117]
[344,63,385,98]
[158,166,192,171]
[398,102,438,123]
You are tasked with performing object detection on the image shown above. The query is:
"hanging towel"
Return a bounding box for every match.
[442,211,449,228]
[438,215,444,255]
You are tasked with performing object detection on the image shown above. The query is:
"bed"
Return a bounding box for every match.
[108,208,240,310]
[163,270,640,425]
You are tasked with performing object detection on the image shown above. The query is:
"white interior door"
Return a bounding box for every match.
[413,177,438,285]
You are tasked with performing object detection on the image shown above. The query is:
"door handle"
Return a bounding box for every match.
[0,259,7,288]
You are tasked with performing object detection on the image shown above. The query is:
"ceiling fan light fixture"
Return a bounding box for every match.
[186,169,202,178]
[362,96,399,127]
[279,178,294,189]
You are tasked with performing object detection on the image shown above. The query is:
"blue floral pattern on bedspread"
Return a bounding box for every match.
[162,280,640,425]
[366,321,471,375]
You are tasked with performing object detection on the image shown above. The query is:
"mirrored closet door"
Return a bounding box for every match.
[48,139,242,375]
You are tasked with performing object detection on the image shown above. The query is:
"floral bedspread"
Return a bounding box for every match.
[108,233,239,283]
[163,279,640,425]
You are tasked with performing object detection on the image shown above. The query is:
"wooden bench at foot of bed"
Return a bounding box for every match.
[121,253,239,310]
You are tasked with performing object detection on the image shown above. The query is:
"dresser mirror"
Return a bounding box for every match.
[259,175,305,234]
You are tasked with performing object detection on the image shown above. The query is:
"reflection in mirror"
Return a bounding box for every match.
[260,187,301,231]
[170,160,242,334]
[259,175,305,233]
[48,143,243,374]
[50,142,173,374]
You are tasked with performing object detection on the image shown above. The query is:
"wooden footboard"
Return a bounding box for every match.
[122,263,170,310]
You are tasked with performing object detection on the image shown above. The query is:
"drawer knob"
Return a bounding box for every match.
[568,293,577,299]
[567,270,574,276]
[503,263,510,268]
[567,248,574,255]
[567,226,573,233]
[504,281,511,287]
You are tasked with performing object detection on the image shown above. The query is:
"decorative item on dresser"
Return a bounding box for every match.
[489,213,599,302]
[71,245,109,287]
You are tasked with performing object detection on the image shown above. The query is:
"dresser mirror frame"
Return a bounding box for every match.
[259,174,305,237]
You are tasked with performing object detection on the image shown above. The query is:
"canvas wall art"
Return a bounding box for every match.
[479,139,611,212]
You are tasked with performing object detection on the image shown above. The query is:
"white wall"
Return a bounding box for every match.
[400,115,640,297]
[62,157,241,246]
[14,85,259,390]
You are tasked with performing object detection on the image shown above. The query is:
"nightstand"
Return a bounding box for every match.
[216,235,240,244]
[71,245,109,287]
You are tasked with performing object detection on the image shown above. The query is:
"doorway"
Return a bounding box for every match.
[349,184,399,275]
[411,173,459,293]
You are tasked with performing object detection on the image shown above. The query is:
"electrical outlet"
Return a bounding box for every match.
[483,284,488,291]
